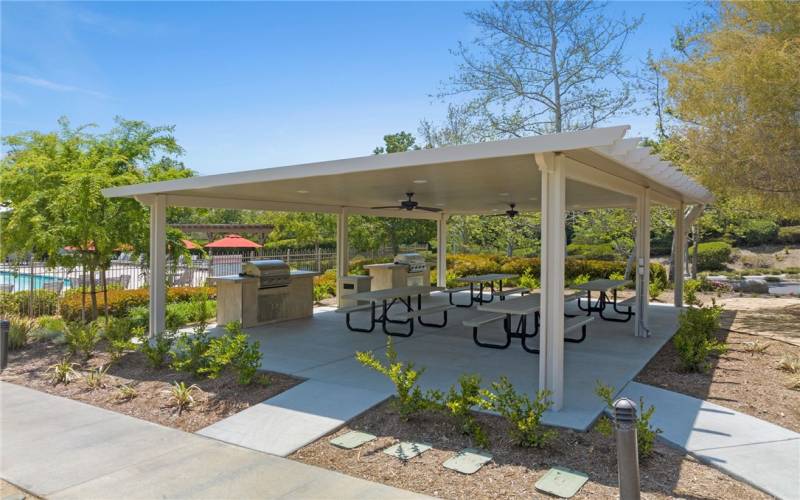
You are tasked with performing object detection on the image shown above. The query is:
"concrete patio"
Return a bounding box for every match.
[220,292,680,432]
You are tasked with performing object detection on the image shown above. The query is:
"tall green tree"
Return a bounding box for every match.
[661,0,800,214]
[1,117,188,320]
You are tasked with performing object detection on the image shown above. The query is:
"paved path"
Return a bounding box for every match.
[198,380,389,456]
[622,381,800,500]
[0,382,426,499]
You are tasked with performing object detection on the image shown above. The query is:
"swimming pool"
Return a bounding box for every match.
[0,271,72,292]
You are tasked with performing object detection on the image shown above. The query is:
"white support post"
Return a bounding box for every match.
[536,152,566,410]
[336,208,349,307]
[436,213,448,288]
[673,203,686,307]
[634,189,651,337]
[149,194,167,338]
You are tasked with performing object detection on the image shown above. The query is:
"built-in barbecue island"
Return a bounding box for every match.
[211,260,320,328]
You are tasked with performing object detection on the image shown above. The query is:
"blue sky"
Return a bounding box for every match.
[2,1,696,175]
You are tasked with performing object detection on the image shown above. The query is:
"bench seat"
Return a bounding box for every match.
[462,313,506,328]
[496,287,529,298]
[393,304,454,321]
[616,297,637,307]
[565,315,594,331]
[335,303,373,314]
[444,285,471,294]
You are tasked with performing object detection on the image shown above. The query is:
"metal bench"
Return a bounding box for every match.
[521,316,594,354]
[393,304,454,328]
[335,303,376,333]
[463,313,509,349]
[496,287,530,301]
[444,286,472,307]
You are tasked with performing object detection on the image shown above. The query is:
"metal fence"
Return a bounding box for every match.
[0,244,429,317]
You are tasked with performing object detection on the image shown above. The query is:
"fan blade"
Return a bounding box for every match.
[415,206,443,212]
[370,206,402,210]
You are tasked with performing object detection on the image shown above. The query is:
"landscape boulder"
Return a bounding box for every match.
[733,278,770,294]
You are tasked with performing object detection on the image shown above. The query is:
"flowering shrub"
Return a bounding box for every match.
[60,287,216,322]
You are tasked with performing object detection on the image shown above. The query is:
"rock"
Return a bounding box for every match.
[733,278,770,294]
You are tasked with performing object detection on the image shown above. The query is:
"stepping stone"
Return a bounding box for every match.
[329,431,376,449]
[535,466,589,499]
[442,448,492,474]
[382,441,432,461]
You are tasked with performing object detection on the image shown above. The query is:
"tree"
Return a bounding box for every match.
[440,1,642,136]
[660,1,800,213]
[361,133,435,255]
[1,117,187,321]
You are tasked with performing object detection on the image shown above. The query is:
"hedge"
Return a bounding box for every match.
[0,290,59,317]
[445,253,667,285]
[264,238,336,251]
[727,219,779,246]
[60,286,216,322]
[778,226,800,244]
[566,243,618,261]
[696,241,733,271]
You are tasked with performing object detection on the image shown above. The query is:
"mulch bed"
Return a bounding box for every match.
[0,340,302,432]
[291,399,766,499]
[636,327,800,433]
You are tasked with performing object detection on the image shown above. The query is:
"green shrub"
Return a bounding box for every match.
[518,270,540,291]
[46,358,80,385]
[138,330,174,369]
[313,269,337,301]
[31,316,67,343]
[0,290,59,317]
[778,226,800,244]
[264,238,335,251]
[479,377,556,448]
[566,243,618,260]
[59,286,216,322]
[169,381,199,415]
[103,317,138,360]
[355,337,441,420]
[569,273,591,287]
[727,219,779,246]
[649,274,668,301]
[171,330,211,375]
[443,374,489,448]
[683,279,702,306]
[7,316,36,349]
[64,322,101,358]
[696,242,733,271]
[595,381,661,459]
[673,302,727,372]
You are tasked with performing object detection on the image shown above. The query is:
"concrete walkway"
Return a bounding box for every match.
[621,381,800,500]
[0,382,426,499]
[198,380,389,456]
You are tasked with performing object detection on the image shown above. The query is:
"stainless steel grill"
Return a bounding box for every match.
[241,259,291,289]
[394,253,428,273]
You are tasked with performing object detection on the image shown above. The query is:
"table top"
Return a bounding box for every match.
[348,285,444,302]
[478,291,582,315]
[459,273,518,283]
[574,279,632,292]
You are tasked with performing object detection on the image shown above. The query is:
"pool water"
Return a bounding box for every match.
[0,271,72,292]
[768,283,800,296]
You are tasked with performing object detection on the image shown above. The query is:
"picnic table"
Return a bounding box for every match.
[337,285,451,337]
[473,292,586,353]
[573,279,635,322]
[447,273,521,307]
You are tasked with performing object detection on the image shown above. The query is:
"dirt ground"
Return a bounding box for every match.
[0,479,41,500]
[0,340,302,432]
[291,399,766,500]
[730,245,800,271]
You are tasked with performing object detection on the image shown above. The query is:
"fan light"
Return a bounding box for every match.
[296,190,310,194]
[413,179,428,184]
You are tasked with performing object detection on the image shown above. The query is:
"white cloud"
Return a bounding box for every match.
[6,73,109,99]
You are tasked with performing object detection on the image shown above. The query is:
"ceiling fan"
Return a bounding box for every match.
[488,203,521,218]
[371,192,442,212]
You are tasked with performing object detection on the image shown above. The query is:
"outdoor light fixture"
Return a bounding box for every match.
[413,179,428,184]
[296,190,310,194]
[498,192,510,196]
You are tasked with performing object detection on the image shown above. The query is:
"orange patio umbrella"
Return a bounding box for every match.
[204,234,262,249]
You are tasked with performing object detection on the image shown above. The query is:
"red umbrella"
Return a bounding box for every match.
[204,234,262,249]
[181,239,202,250]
